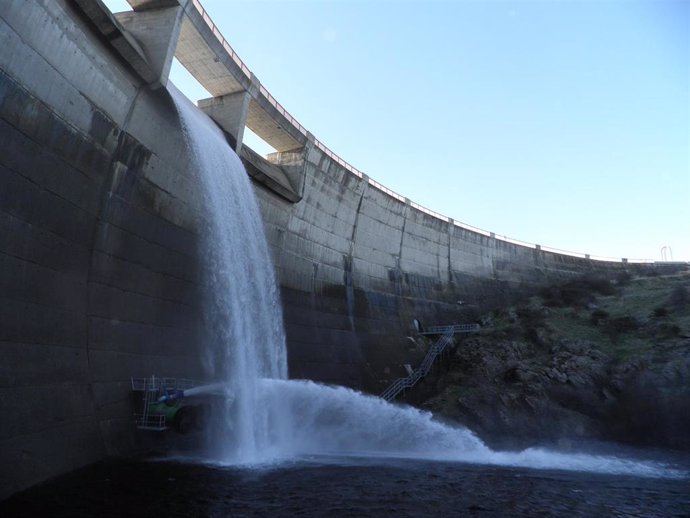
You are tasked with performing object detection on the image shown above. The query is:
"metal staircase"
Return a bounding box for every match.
[380,323,479,402]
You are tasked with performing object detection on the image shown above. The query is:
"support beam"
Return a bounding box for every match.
[240,148,301,202]
[73,0,156,85]
[197,92,252,152]
[127,0,188,9]
[114,6,184,89]
[267,141,312,199]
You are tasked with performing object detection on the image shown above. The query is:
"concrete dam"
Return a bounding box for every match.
[2,0,685,498]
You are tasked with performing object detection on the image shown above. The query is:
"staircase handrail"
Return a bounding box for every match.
[381,329,454,401]
[420,323,480,335]
[381,322,481,401]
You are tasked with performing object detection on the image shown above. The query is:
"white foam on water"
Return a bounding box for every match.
[252,379,686,478]
[172,88,686,480]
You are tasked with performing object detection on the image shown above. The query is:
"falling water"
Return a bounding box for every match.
[172,89,685,479]
[174,88,288,463]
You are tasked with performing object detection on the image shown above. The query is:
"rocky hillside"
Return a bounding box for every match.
[414,271,690,451]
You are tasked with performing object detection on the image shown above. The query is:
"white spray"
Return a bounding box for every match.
[172,89,685,479]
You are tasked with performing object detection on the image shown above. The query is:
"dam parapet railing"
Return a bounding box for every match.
[108,0,672,265]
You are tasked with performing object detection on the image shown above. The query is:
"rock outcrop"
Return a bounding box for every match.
[418,273,690,450]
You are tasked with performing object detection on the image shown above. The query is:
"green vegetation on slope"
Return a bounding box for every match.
[419,271,690,450]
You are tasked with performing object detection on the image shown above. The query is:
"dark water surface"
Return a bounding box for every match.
[2,456,689,517]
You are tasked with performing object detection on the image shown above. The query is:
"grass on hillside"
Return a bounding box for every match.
[481,272,690,362]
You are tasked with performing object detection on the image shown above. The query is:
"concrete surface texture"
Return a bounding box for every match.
[0,0,207,498]
[0,0,683,500]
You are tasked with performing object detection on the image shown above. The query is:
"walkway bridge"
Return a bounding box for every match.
[76,0,362,203]
[380,323,480,402]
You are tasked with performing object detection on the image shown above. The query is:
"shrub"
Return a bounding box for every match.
[652,306,668,318]
[656,323,681,338]
[604,316,640,340]
[615,271,632,286]
[669,285,689,308]
[539,274,617,308]
[515,306,545,327]
[493,307,508,319]
[539,283,592,308]
[523,326,541,344]
[539,286,560,307]
[590,309,609,325]
[639,266,659,277]
[582,274,617,296]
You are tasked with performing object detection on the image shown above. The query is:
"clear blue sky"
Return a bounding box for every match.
[106,0,689,261]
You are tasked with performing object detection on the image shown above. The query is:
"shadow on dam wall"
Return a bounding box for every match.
[0,0,686,500]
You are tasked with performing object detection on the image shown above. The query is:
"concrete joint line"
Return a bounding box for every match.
[349,180,368,252]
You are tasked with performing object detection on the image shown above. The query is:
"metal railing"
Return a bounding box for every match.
[130,376,199,393]
[420,323,480,336]
[134,413,166,431]
[381,323,481,401]
[132,376,168,431]
[381,329,453,401]
[131,376,202,431]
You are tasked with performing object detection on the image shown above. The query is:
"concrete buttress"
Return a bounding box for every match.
[198,92,252,152]
[114,6,184,89]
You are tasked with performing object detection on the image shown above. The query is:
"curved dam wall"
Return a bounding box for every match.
[0,0,210,497]
[1,0,685,499]
[257,145,645,390]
